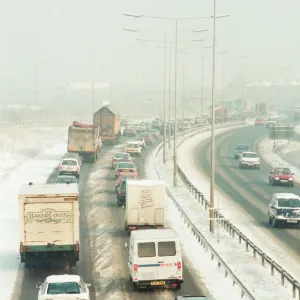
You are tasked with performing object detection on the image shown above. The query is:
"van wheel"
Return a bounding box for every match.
[175,283,181,290]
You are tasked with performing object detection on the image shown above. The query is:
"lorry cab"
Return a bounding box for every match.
[126,229,183,290]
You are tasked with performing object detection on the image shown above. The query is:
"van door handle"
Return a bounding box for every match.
[158,261,164,263]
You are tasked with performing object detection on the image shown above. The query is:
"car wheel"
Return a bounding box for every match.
[290,183,294,187]
[272,218,278,228]
[268,216,273,224]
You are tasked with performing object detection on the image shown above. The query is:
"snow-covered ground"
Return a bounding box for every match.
[0,128,68,300]
[146,124,298,300]
[295,124,300,135]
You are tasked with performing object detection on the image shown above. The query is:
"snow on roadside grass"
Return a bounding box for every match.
[176,125,300,289]
[3,136,67,300]
[258,137,300,181]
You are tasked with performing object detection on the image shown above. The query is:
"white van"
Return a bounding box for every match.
[125,229,183,290]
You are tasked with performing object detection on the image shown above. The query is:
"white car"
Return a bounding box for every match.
[132,137,146,149]
[239,151,260,169]
[37,274,91,300]
[59,158,81,177]
[125,142,142,156]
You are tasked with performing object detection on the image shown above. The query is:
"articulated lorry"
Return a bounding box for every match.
[68,121,102,161]
[125,180,165,233]
[19,183,80,268]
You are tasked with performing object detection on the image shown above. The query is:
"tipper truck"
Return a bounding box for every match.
[19,183,80,268]
[67,121,102,161]
[93,105,121,144]
[125,180,165,233]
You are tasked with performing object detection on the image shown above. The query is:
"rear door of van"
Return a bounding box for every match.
[135,241,158,281]
[157,239,182,280]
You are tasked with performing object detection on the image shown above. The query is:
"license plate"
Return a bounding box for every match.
[123,170,129,172]
[150,281,165,286]
[281,180,288,182]
[287,220,297,223]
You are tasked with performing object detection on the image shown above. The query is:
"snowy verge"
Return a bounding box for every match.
[176,125,300,298]
[6,136,68,300]
[296,124,300,135]
[149,124,298,300]
[257,137,300,185]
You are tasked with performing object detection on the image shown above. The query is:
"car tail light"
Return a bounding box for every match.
[177,262,182,269]
[134,264,138,272]
[59,164,62,169]
[20,242,23,253]
[76,241,79,253]
[76,166,80,171]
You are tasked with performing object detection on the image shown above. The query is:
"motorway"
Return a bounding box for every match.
[194,124,300,267]
[19,137,205,300]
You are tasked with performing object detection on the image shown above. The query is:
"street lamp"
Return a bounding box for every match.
[124,13,209,186]
[210,1,230,233]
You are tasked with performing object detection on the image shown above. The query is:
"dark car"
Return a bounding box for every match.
[116,179,128,206]
[233,144,250,159]
[123,127,136,137]
[269,167,295,187]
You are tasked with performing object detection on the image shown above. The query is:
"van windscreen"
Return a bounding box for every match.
[158,241,176,256]
[138,242,155,258]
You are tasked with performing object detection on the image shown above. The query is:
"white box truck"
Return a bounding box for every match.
[18,183,80,268]
[125,180,165,232]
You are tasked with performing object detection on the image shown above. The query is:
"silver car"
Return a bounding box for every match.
[55,175,79,184]
[59,158,80,178]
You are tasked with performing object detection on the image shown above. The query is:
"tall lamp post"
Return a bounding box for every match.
[209,1,230,233]
[124,13,209,187]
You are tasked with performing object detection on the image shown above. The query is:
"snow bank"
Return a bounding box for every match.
[147,124,298,300]
[257,138,300,184]
[2,133,67,300]
[295,124,300,135]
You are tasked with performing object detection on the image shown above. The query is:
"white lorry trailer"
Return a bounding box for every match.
[125,180,165,232]
[18,183,80,268]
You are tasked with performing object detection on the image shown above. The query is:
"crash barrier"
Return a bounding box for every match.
[155,121,300,299]
[0,120,93,128]
[153,121,258,300]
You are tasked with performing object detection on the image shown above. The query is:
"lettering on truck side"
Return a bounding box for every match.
[26,208,73,224]
[139,189,155,208]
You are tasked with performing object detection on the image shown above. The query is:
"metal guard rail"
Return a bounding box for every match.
[174,122,300,299]
[154,120,299,299]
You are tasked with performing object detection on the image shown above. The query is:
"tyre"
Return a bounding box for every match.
[133,282,138,291]
[290,183,294,187]
[175,283,181,290]
[268,216,273,224]
[272,218,278,228]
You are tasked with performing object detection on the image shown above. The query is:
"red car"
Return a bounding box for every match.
[269,167,295,187]
[255,117,266,125]
[115,172,140,191]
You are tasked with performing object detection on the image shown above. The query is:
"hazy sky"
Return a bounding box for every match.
[1,0,300,99]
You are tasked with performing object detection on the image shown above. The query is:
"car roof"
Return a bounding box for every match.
[273,167,290,169]
[127,141,139,144]
[241,151,257,154]
[274,193,300,200]
[115,152,129,155]
[57,175,77,178]
[62,158,78,161]
[46,274,81,283]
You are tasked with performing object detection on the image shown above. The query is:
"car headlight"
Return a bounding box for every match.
[275,177,279,180]
[289,178,293,181]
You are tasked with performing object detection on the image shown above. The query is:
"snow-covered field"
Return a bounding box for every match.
[147,124,298,300]
[0,128,67,299]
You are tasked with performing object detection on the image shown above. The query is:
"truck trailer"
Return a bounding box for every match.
[125,180,165,233]
[18,183,80,268]
[67,121,102,161]
[93,105,121,144]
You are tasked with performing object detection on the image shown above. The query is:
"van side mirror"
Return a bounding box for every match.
[124,243,128,250]
[36,284,42,289]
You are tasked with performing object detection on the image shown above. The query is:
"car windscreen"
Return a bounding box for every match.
[115,153,129,159]
[118,162,134,169]
[242,153,258,158]
[47,282,80,294]
[274,168,291,174]
[138,242,156,258]
[278,198,300,208]
[56,177,77,183]
[127,144,139,148]
[62,160,77,166]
